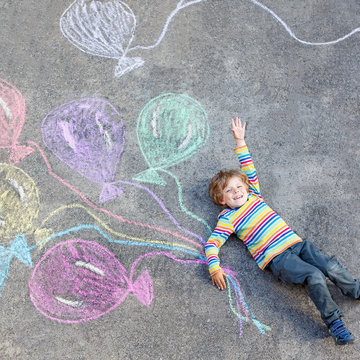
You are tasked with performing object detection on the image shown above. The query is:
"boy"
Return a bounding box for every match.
[205,117,360,345]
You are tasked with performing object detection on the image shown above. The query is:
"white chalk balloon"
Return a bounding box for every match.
[60,0,144,77]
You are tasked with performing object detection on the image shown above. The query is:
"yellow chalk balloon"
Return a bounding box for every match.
[0,164,40,242]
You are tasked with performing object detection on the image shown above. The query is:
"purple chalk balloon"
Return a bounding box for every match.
[41,98,125,202]
[29,239,153,323]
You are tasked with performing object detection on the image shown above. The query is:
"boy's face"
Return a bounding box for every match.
[220,176,249,209]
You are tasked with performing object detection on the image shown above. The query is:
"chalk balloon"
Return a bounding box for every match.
[60,0,144,77]
[0,164,40,242]
[29,239,154,323]
[0,79,33,164]
[41,98,125,203]
[134,93,209,185]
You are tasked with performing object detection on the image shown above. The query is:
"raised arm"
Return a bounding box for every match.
[232,117,261,197]
[231,117,246,148]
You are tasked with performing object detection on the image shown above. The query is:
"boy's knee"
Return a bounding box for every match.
[307,269,326,287]
[326,257,343,274]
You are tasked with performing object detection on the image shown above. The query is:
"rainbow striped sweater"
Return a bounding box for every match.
[205,145,302,275]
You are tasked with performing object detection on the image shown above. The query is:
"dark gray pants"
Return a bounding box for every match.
[269,241,360,326]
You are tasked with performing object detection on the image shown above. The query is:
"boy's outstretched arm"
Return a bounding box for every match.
[211,269,228,290]
[205,219,234,290]
[231,117,246,148]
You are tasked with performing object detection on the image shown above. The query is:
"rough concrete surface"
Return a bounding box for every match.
[0,0,359,359]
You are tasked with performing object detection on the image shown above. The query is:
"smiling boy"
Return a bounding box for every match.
[205,117,360,345]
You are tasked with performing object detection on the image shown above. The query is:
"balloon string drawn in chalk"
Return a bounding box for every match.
[36,203,203,254]
[25,140,202,248]
[158,169,212,237]
[129,0,207,52]
[0,221,201,296]
[1,106,206,250]
[248,0,360,45]
[115,180,206,245]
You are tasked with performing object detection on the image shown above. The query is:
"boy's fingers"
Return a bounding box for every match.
[218,275,226,290]
[220,280,226,290]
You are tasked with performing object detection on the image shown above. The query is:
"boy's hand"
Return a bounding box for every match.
[211,269,228,290]
[231,117,246,148]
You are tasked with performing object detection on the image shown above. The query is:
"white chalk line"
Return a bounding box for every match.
[75,260,105,277]
[54,295,84,308]
[152,106,162,139]
[7,178,26,201]
[128,0,207,52]
[0,96,13,121]
[248,0,360,45]
[178,123,192,150]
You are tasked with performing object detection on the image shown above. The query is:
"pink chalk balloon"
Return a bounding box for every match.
[0,78,34,164]
[29,239,153,323]
[41,98,125,203]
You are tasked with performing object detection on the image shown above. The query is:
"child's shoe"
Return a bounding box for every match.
[328,319,355,345]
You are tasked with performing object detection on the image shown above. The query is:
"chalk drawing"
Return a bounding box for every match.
[0,88,270,335]
[41,98,125,203]
[0,200,270,334]
[0,208,202,293]
[38,204,203,253]
[26,228,270,334]
[116,180,207,245]
[29,239,153,323]
[134,93,209,185]
[60,0,206,77]
[133,93,211,234]
[0,79,33,164]
[249,0,360,45]
[28,140,205,248]
[0,233,32,291]
[0,163,52,290]
[0,163,39,241]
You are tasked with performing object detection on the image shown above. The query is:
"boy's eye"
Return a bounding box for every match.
[237,185,242,188]
[225,189,231,193]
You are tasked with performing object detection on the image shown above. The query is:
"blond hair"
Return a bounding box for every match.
[209,170,249,206]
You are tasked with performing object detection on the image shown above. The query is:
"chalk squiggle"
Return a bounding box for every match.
[38,203,202,253]
[249,0,360,45]
[129,0,206,52]
[158,169,212,235]
[25,140,202,249]
[117,179,208,244]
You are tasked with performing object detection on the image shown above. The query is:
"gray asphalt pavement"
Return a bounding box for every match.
[0,1,359,359]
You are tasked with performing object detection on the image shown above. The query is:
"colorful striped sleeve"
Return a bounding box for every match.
[234,145,261,197]
[205,214,234,276]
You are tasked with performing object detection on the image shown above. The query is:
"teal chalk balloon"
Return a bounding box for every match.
[134,93,209,185]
